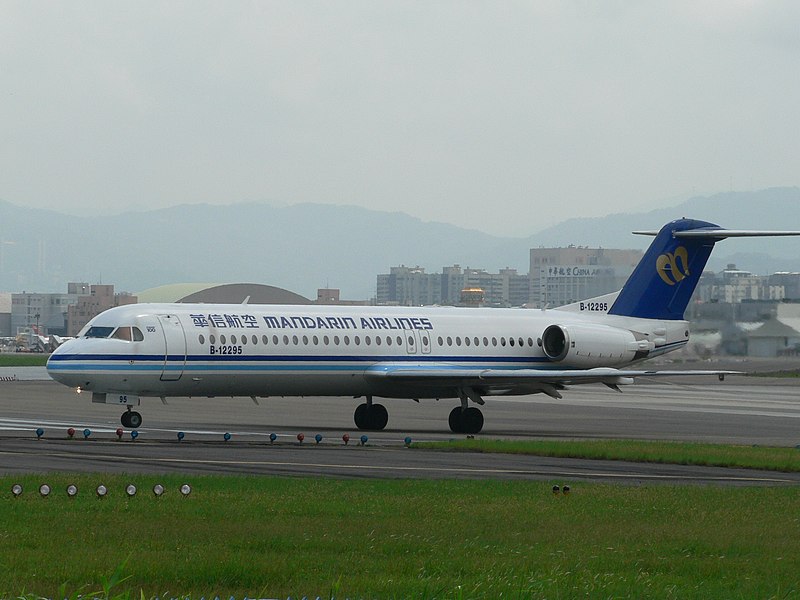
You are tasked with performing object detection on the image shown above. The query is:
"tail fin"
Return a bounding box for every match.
[609,218,800,320]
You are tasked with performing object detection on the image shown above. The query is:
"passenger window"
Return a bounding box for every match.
[334,336,340,345]
[492,337,497,347]
[376,336,382,346]
[456,337,461,347]
[292,335,298,345]
[397,336,402,346]
[199,334,205,345]
[354,335,361,345]
[509,337,515,347]
[262,335,269,345]
[501,337,506,347]
[313,335,319,345]
[283,335,289,345]
[241,335,247,345]
[407,336,414,346]
[386,336,392,346]
[252,335,258,345]
[221,335,227,345]
[474,337,480,346]
[324,336,330,345]
[230,335,237,344]
[438,336,444,346]
[447,336,453,346]
[210,334,216,344]
[344,336,350,345]
[483,337,488,346]
[465,337,471,347]
[366,336,372,346]
[303,335,309,345]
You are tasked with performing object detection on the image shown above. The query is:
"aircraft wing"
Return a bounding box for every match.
[364,363,740,396]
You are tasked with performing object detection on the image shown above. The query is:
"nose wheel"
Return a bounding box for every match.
[121,409,142,429]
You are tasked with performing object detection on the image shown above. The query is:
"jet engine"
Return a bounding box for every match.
[540,323,651,368]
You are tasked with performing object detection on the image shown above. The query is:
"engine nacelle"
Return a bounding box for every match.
[540,323,650,368]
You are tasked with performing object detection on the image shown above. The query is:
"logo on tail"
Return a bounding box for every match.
[656,246,690,285]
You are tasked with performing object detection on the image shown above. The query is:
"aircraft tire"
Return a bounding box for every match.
[120,412,131,428]
[463,407,484,434]
[448,406,484,434]
[370,403,388,430]
[354,403,369,429]
[354,403,388,430]
[448,407,464,434]
[128,411,143,429]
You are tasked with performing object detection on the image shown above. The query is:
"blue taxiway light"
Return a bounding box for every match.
[35,428,44,440]
[130,430,139,440]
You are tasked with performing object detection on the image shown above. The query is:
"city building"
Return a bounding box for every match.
[11,283,91,337]
[694,265,786,304]
[528,247,642,308]
[377,265,530,307]
[66,284,138,336]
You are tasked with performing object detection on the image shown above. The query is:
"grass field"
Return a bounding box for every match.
[414,438,800,472]
[2,474,800,599]
[0,353,49,367]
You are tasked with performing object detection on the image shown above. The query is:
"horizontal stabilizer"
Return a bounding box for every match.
[633,228,800,238]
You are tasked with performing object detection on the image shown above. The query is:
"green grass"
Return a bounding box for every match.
[0,353,49,367]
[414,438,800,472]
[2,474,800,598]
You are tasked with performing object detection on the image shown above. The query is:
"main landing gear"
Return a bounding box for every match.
[121,406,142,429]
[354,396,389,431]
[448,406,484,434]
[448,386,485,434]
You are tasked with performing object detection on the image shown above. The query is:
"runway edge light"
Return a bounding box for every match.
[96,484,108,498]
[180,484,192,497]
[11,484,22,497]
[66,484,78,498]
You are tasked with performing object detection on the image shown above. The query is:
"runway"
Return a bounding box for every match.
[2,373,800,485]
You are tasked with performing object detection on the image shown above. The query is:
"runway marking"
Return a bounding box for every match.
[0,448,796,484]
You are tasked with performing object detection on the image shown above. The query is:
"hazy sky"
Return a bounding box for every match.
[1,1,798,236]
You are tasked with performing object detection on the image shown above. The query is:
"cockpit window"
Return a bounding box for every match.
[111,326,145,342]
[112,327,132,341]
[85,326,115,338]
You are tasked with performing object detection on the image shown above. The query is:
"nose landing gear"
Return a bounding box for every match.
[354,396,389,430]
[121,407,142,429]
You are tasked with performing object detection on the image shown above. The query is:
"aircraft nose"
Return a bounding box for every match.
[46,338,82,386]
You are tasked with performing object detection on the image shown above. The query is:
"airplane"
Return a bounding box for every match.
[46,218,800,434]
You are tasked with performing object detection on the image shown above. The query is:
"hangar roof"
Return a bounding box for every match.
[138,283,311,305]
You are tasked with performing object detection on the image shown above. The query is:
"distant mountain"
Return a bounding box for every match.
[0,201,528,298]
[1,187,798,298]
[526,187,800,273]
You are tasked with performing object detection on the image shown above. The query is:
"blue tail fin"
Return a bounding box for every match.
[608,218,720,320]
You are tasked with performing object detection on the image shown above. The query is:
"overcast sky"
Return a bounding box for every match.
[1,1,798,236]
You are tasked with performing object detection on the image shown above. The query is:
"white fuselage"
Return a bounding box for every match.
[47,302,688,401]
